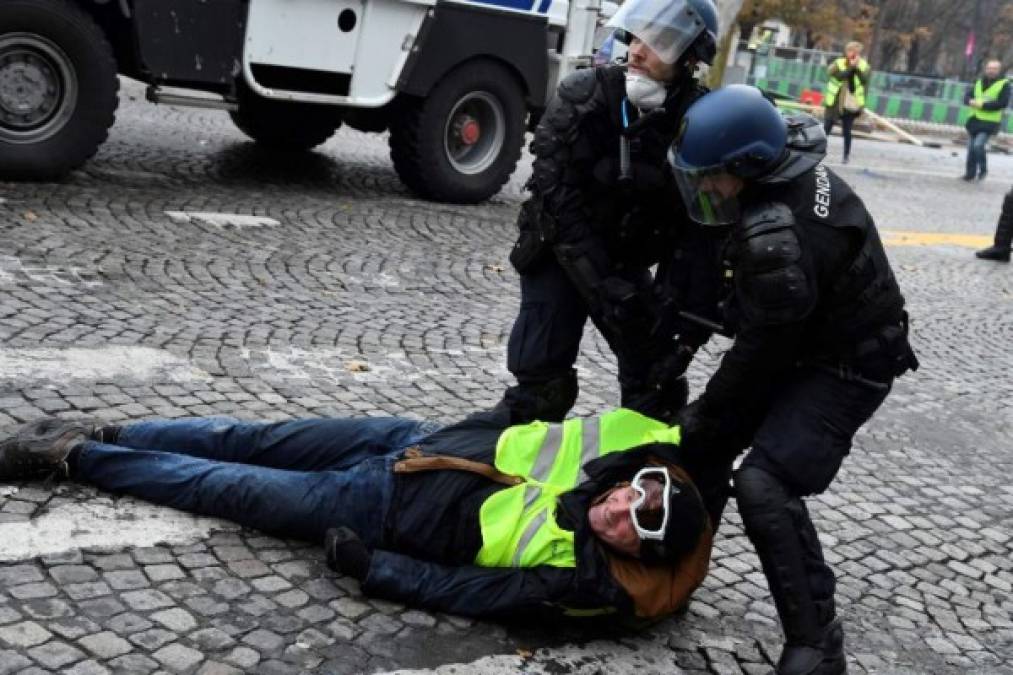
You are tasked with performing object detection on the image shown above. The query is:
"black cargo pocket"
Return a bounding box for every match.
[509,229,548,274]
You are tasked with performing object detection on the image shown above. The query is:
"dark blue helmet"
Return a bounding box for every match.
[668,85,827,224]
[686,0,719,64]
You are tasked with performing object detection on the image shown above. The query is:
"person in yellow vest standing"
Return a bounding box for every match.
[0,407,721,621]
[822,41,870,164]
[962,59,1010,182]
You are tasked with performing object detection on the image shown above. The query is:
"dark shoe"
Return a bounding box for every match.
[496,372,578,424]
[772,618,846,675]
[975,245,1011,262]
[960,174,975,182]
[977,171,987,181]
[0,418,94,481]
[324,527,370,581]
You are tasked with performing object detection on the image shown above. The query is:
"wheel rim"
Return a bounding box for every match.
[443,91,506,175]
[0,33,78,144]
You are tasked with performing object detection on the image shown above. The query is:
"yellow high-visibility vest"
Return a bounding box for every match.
[824,57,870,109]
[475,408,680,568]
[970,78,1009,124]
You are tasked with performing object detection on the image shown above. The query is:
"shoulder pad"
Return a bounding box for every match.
[738,203,800,274]
[735,203,814,324]
[741,202,795,239]
[558,68,599,104]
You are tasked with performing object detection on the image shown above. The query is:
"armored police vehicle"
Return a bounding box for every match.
[0,0,608,203]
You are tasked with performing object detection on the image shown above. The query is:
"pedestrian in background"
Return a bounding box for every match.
[962,59,1010,182]
[975,187,1013,262]
[822,41,870,164]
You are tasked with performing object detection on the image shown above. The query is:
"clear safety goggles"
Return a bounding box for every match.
[630,466,677,541]
[606,0,710,65]
[670,161,743,226]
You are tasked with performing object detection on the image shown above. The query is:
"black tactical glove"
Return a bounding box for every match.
[647,344,695,387]
[598,277,662,350]
[324,527,371,581]
[673,398,723,450]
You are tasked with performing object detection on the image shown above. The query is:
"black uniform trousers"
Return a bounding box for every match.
[506,255,656,413]
[713,366,891,610]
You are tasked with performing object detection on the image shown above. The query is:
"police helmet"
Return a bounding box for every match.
[606,0,719,66]
[667,85,827,225]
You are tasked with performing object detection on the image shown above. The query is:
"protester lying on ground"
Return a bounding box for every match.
[0,407,724,621]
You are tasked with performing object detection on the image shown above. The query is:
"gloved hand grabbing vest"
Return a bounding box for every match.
[673,398,723,450]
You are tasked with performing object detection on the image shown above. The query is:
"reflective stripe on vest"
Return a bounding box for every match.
[475,409,681,568]
[824,57,869,108]
[971,78,1008,124]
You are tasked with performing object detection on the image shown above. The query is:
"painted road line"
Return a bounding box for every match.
[882,230,993,248]
[0,346,210,382]
[0,497,226,562]
[382,639,696,675]
[165,211,280,228]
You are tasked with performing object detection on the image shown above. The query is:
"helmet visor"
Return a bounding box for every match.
[671,161,743,226]
[606,0,709,65]
[630,467,675,541]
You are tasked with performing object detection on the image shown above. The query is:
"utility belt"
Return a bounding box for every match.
[806,311,919,389]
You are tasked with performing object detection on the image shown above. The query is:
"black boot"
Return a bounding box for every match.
[736,466,846,675]
[0,418,94,481]
[494,371,578,424]
[976,246,1011,262]
[976,190,1013,262]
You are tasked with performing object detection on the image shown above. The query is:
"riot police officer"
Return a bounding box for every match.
[497,0,721,424]
[668,85,919,675]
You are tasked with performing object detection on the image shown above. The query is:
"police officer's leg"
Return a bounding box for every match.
[977,188,1013,261]
[735,368,890,675]
[501,256,584,422]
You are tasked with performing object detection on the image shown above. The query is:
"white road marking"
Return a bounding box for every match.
[0,499,227,561]
[381,639,692,674]
[165,211,279,228]
[0,347,210,383]
[0,255,101,287]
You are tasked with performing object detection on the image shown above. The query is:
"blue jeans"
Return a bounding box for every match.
[75,417,439,545]
[966,131,990,178]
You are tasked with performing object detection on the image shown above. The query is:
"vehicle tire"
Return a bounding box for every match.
[0,0,119,180]
[389,60,526,203]
[230,88,341,152]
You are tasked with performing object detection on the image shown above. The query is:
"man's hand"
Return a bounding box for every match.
[324,527,371,581]
[969,98,983,109]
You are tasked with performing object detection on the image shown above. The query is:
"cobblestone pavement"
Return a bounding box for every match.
[0,79,1011,675]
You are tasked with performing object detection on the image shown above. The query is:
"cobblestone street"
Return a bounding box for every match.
[0,79,1011,674]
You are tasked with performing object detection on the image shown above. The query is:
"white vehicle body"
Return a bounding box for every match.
[0,0,609,202]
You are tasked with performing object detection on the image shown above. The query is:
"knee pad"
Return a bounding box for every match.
[734,464,790,514]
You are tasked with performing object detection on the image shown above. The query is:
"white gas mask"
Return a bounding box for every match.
[624,72,668,111]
